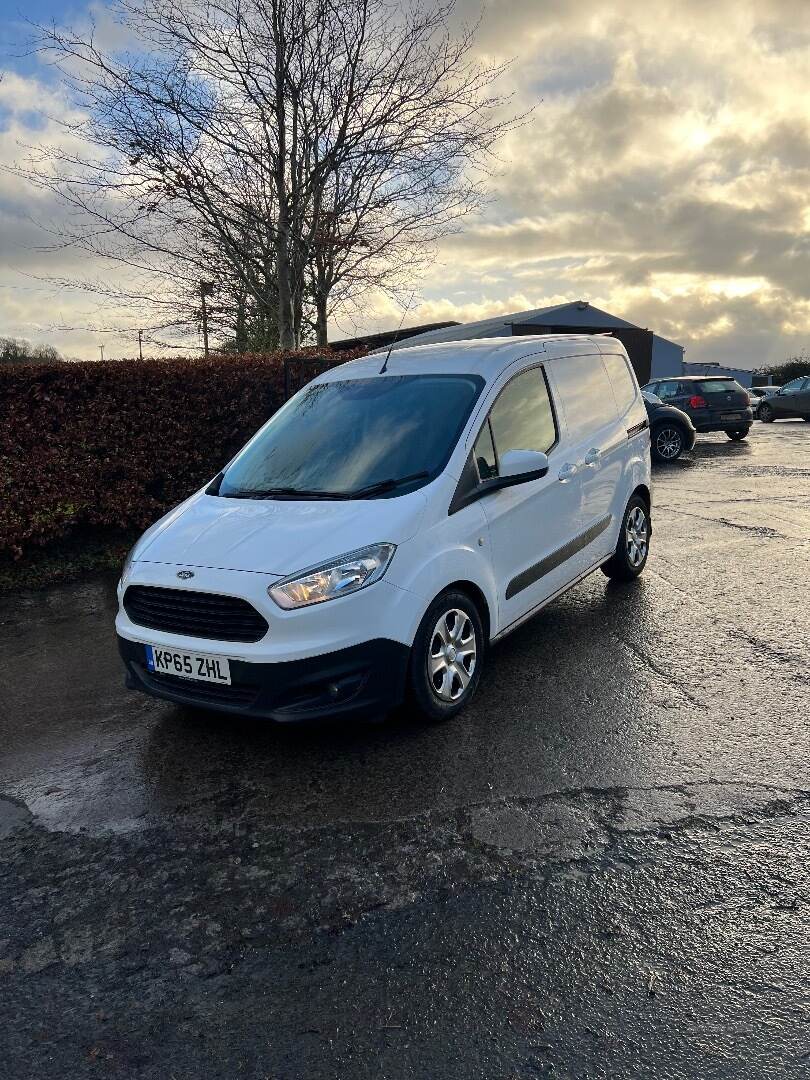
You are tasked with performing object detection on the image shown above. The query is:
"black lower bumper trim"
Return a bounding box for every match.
[693,414,753,432]
[694,424,752,432]
[118,635,411,721]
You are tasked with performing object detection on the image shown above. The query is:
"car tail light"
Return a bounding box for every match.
[689,395,707,409]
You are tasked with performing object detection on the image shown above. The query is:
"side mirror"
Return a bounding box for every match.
[450,447,550,514]
[499,449,549,480]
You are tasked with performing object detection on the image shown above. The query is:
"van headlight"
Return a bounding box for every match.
[268,543,396,610]
[119,543,137,588]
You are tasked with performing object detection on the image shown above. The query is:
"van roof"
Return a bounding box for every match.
[657,375,741,383]
[321,334,622,382]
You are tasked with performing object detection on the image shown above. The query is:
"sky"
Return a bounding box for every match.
[1,0,810,365]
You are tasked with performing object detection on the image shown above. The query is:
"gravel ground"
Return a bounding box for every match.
[1,422,808,1079]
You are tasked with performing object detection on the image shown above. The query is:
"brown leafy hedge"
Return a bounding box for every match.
[0,349,366,559]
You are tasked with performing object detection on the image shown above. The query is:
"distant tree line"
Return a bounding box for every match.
[15,0,519,353]
[0,338,63,366]
[756,353,810,385]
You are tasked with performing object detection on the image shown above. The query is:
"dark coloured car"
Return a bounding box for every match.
[642,391,697,463]
[641,376,753,441]
[757,376,810,423]
[748,385,779,417]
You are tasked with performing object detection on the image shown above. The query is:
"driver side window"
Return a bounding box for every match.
[473,367,557,481]
[474,421,498,481]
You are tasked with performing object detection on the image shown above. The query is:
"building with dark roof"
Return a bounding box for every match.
[376,300,685,385]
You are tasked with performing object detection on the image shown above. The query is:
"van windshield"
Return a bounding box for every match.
[217,374,483,499]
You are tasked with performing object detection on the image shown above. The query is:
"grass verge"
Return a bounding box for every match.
[0,529,140,594]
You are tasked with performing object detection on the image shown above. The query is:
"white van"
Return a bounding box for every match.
[116,336,651,722]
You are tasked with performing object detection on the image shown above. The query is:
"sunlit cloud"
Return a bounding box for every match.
[1,0,810,363]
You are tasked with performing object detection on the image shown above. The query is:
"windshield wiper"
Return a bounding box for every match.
[347,471,431,499]
[223,471,430,501]
[224,487,341,500]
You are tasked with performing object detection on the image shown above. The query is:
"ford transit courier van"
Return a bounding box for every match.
[116,336,652,722]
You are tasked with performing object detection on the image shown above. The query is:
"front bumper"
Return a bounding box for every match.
[118,634,411,721]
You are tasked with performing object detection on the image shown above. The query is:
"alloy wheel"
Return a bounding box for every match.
[655,426,683,460]
[625,506,649,568]
[428,608,477,702]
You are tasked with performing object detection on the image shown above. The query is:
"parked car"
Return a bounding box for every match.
[748,385,779,417]
[641,376,753,440]
[757,376,810,423]
[642,391,696,463]
[117,336,652,724]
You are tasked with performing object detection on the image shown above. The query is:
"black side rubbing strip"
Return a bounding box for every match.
[505,515,612,600]
[627,418,649,439]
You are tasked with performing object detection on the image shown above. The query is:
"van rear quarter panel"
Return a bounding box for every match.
[547,349,650,555]
[600,349,651,544]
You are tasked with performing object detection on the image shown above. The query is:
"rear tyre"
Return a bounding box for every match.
[650,424,685,463]
[759,403,774,422]
[803,417,810,423]
[601,496,650,582]
[407,590,485,722]
[726,427,750,441]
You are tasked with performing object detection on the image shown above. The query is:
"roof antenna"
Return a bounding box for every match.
[379,292,417,374]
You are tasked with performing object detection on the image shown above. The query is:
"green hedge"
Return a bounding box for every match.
[0,349,364,558]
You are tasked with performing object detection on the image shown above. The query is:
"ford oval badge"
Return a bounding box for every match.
[176,569,195,580]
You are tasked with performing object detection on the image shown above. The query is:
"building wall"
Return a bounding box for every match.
[682,362,754,388]
[650,338,685,380]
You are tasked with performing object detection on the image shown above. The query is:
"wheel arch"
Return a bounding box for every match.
[651,417,689,440]
[631,483,652,513]
[440,579,492,643]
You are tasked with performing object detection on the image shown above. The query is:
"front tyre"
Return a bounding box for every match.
[726,427,750,441]
[601,496,650,582]
[408,590,484,722]
[759,402,774,422]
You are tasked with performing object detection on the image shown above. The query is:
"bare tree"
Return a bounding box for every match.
[15,0,517,349]
[0,338,63,365]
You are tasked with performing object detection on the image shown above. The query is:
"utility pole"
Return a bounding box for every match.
[99,344,105,362]
[200,281,214,359]
[138,330,143,361]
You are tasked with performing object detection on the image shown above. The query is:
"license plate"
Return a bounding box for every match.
[721,413,744,420]
[145,644,231,684]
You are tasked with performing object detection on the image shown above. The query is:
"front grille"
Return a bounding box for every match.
[123,585,269,643]
[138,665,260,708]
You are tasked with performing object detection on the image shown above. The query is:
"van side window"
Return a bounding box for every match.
[602,352,637,414]
[474,421,498,480]
[487,368,557,468]
[552,354,618,440]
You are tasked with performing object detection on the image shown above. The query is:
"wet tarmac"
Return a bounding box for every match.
[1,423,808,1078]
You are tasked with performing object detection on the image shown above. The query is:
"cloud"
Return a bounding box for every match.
[1,0,810,363]
[0,66,167,357]
[409,0,810,367]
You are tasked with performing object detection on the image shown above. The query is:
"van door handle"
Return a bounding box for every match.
[558,462,579,483]
[583,447,601,467]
